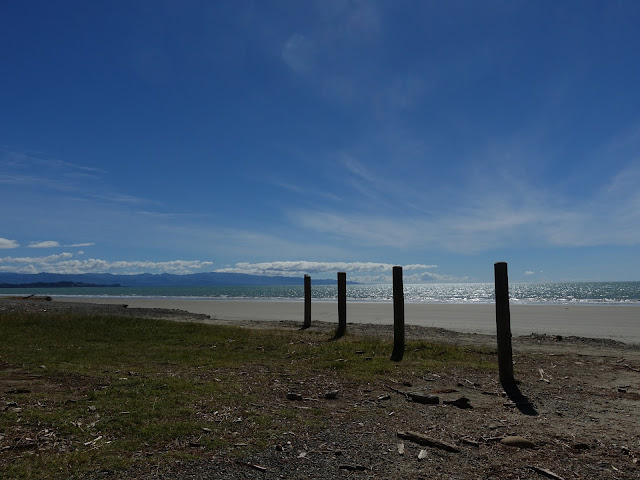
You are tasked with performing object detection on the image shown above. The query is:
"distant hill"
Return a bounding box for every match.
[0,272,353,287]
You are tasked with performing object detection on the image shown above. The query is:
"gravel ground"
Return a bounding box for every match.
[2,298,639,479]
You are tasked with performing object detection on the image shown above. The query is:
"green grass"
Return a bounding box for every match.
[0,311,494,479]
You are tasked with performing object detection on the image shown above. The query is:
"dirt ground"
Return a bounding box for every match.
[1,299,639,479]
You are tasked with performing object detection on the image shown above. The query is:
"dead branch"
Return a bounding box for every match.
[397,431,460,453]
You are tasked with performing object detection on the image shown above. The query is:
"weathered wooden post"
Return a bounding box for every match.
[494,262,515,385]
[302,274,311,329]
[334,272,347,339]
[390,266,405,362]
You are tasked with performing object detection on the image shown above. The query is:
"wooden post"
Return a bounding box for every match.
[390,266,405,362]
[302,274,311,329]
[494,262,515,385]
[335,272,347,339]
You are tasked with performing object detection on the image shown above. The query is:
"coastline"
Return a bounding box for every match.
[51,297,640,344]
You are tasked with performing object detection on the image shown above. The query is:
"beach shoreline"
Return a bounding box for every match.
[46,296,640,345]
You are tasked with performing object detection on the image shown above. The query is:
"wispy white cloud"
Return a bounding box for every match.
[291,211,418,248]
[28,241,61,248]
[1,149,106,176]
[25,240,95,249]
[282,34,315,73]
[289,152,640,253]
[0,238,20,249]
[0,251,213,274]
[215,261,438,278]
[1,253,74,264]
[1,148,152,207]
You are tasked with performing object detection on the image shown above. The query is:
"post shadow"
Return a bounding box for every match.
[502,382,538,416]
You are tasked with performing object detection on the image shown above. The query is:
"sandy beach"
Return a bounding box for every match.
[55,297,640,344]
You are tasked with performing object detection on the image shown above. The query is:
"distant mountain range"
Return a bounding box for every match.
[0,272,351,287]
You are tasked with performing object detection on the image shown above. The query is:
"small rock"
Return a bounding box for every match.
[500,436,536,449]
[324,390,339,399]
[418,449,428,460]
[286,392,304,401]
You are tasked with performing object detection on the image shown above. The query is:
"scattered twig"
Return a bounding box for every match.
[397,431,460,453]
[538,368,551,383]
[83,435,103,447]
[623,364,640,373]
[385,384,407,396]
[460,437,480,448]
[236,461,268,472]
[529,465,566,480]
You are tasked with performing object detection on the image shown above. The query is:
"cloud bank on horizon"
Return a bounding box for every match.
[1,1,640,283]
[0,244,443,282]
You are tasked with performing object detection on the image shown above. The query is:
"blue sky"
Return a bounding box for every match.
[2,1,640,283]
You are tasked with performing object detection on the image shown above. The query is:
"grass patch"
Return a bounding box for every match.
[0,311,494,479]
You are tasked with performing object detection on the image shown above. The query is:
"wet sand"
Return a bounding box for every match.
[55,297,640,344]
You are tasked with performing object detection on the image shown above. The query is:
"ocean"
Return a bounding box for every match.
[1,281,640,305]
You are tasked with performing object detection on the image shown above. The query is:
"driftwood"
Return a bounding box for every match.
[386,385,439,404]
[407,392,439,404]
[529,465,566,480]
[397,431,460,453]
[443,397,472,409]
